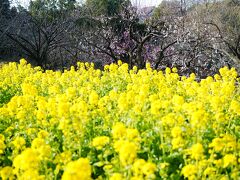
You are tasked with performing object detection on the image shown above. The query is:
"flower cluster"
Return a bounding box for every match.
[0,59,239,179]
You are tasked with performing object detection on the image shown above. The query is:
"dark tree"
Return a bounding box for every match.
[0,0,10,18]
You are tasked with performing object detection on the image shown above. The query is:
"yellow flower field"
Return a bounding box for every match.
[0,59,239,179]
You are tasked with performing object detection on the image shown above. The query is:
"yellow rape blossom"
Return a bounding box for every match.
[142,162,157,178]
[181,164,197,180]
[223,154,237,168]
[20,170,45,180]
[126,128,140,141]
[12,137,26,150]
[112,122,126,139]
[132,159,146,176]
[31,138,51,160]
[0,166,14,180]
[54,151,72,165]
[62,158,91,180]
[89,91,99,106]
[172,137,184,150]
[229,100,240,115]
[171,127,182,138]
[21,83,38,96]
[189,143,204,160]
[92,136,110,150]
[0,134,5,154]
[110,173,122,180]
[13,148,39,173]
[119,141,137,166]
[203,167,216,177]
[37,130,49,139]
[0,61,239,179]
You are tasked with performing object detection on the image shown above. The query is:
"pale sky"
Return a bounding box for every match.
[132,0,162,7]
[13,0,162,8]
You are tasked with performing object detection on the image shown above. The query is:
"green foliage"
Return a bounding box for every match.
[0,87,15,107]
[29,0,76,19]
[85,0,130,16]
[76,16,102,30]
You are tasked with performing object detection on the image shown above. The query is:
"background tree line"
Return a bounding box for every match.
[0,0,239,78]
